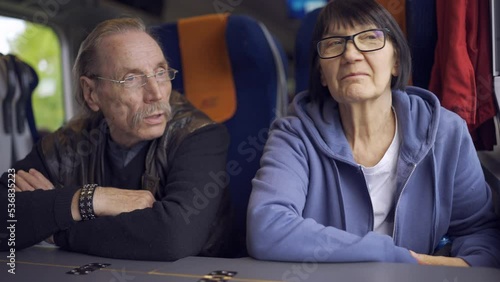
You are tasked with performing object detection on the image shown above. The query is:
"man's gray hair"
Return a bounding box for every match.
[73,17,148,117]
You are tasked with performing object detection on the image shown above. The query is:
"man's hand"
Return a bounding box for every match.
[410,250,469,267]
[14,169,58,242]
[92,187,155,217]
[15,169,54,191]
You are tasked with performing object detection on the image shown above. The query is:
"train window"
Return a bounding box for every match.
[0,15,64,134]
[286,0,327,18]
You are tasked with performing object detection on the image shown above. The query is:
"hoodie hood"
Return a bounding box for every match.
[289,86,441,165]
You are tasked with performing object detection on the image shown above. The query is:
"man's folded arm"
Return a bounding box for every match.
[53,124,230,261]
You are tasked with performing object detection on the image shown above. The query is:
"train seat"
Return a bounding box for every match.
[0,54,38,173]
[294,7,322,95]
[151,13,288,254]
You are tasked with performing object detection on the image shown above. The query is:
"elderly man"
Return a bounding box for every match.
[0,18,233,260]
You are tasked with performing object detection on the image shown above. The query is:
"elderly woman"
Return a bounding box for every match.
[247,0,500,267]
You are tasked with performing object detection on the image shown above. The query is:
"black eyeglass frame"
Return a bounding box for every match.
[316,28,391,59]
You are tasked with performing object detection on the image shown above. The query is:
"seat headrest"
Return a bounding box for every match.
[178,13,236,123]
[0,54,18,134]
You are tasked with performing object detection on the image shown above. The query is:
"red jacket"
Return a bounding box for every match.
[429,0,496,145]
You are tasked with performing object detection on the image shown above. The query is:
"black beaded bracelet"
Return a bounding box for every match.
[79,184,98,221]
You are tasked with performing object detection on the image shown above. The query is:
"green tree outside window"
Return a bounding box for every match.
[5,19,64,133]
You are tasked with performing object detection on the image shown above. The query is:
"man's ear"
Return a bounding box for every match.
[81,76,100,112]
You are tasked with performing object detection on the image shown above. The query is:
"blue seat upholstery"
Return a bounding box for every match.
[406,0,437,89]
[151,14,288,252]
[294,7,322,94]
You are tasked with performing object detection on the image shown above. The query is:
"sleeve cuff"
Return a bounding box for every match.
[53,185,79,230]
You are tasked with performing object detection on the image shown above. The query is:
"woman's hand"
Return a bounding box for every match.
[410,250,469,267]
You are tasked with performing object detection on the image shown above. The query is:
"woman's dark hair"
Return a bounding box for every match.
[308,0,411,102]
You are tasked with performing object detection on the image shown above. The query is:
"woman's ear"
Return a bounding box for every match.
[81,76,100,112]
[391,59,400,77]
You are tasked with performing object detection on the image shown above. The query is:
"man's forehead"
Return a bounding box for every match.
[97,31,167,74]
[99,31,161,54]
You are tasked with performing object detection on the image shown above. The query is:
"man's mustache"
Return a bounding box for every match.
[131,102,171,128]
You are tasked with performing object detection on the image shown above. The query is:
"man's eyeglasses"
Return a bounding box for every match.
[316,28,390,59]
[94,68,178,89]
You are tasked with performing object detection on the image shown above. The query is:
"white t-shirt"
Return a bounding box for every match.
[360,110,400,236]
